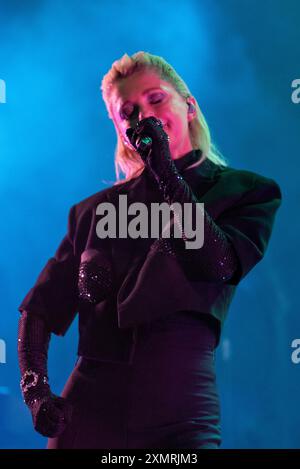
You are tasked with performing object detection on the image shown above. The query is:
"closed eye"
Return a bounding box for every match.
[120,103,135,120]
[148,93,165,104]
[119,93,165,120]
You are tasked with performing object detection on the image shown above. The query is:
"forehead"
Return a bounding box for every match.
[111,69,177,107]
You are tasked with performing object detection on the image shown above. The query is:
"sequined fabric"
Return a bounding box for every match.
[78,260,113,304]
[127,117,239,283]
[18,311,73,437]
[18,311,51,406]
[151,166,239,282]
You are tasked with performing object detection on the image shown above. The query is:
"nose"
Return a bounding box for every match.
[138,112,150,122]
[138,105,154,122]
[128,106,156,130]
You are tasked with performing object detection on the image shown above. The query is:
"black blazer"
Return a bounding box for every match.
[18,158,282,363]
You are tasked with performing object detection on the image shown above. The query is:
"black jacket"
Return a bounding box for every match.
[18,152,282,363]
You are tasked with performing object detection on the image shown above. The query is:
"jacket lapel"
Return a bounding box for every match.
[106,161,224,287]
[106,171,148,287]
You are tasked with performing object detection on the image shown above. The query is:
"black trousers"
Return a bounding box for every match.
[47,311,221,449]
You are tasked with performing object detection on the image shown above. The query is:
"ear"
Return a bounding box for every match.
[186,96,197,123]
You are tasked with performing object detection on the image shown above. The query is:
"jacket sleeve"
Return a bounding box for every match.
[152,172,282,285]
[18,205,80,336]
[216,176,282,285]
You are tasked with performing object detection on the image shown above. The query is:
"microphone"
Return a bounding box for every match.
[126,126,152,160]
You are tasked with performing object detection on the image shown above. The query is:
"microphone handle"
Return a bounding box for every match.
[136,136,152,159]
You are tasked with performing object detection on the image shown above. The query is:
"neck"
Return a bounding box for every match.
[170,145,194,161]
[172,148,205,173]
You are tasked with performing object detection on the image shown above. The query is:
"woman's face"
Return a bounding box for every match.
[110,69,196,160]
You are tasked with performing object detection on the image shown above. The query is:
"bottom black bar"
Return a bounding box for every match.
[0,449,299,466]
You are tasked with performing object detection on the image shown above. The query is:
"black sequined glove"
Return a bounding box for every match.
[126,116,173,185]
[126,116,239,283]
[18,311,73,438]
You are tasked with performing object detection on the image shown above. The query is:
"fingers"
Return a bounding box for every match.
[126,117,166,148]
[34,396,74,438]
[136,118,169,148]
[135,117,164,138]
[136,116,163,130]
[34,411,66,438]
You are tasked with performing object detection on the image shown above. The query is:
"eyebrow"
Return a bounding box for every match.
[142,87,164,96]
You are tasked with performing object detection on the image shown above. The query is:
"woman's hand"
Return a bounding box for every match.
[29,392,73,438]
[21,369,74,438]
[126,116,174,184]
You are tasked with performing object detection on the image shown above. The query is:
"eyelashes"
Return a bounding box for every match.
[120,102,135,120]
[149,93,164,104]
[119,94,165,120]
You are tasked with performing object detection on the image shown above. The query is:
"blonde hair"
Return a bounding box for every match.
[100,51,228,185]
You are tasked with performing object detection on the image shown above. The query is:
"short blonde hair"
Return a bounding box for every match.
[100,51,228,185]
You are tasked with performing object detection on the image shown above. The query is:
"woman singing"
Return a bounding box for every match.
[17,51,282,449]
